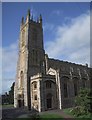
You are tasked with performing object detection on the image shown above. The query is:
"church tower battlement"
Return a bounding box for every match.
[18,9,45,76]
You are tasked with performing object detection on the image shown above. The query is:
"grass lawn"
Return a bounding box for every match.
[40,113,63,119]
[15,113,63,120]
[63,108,74,116]
[2,104,14,108]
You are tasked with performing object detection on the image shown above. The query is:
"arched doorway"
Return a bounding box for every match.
[46,93,52,109]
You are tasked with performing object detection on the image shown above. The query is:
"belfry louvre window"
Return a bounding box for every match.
[46,81,51,88]
[64,83,68,98]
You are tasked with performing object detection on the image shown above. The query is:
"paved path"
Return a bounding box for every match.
[2,108,31,119]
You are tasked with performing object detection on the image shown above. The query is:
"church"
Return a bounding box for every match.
[14,9,90,112]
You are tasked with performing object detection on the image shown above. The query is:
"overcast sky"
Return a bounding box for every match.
[1,2,90,94]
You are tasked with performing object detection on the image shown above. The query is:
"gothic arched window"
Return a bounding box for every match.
[73,77,78,96]
[64,83,68,98]
[74,82,77,96]
[46,81,51,89]
[46,93,52,99]
[82,78,87,88]
[61,76,69,98]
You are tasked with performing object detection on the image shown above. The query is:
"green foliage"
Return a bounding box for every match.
[71,88,92,117]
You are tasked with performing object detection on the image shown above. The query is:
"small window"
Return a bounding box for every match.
[34,95,37,100]
[34,82,37,89]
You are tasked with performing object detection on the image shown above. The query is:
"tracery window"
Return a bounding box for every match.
[32,28,37,47]
[32,50,38,64]
[73,77,78,96]
[64,83,68,98]
[82,78,87,88]
[74,82,77,96]
[46,81,51,88]
[61,76,69,98]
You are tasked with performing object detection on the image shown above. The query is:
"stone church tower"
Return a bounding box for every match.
[14,9,45,109]
[14,9,90,112]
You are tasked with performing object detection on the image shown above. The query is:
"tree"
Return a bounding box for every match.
[8,82,15,104]
[71,88,91,117]
[2,82,15,105]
